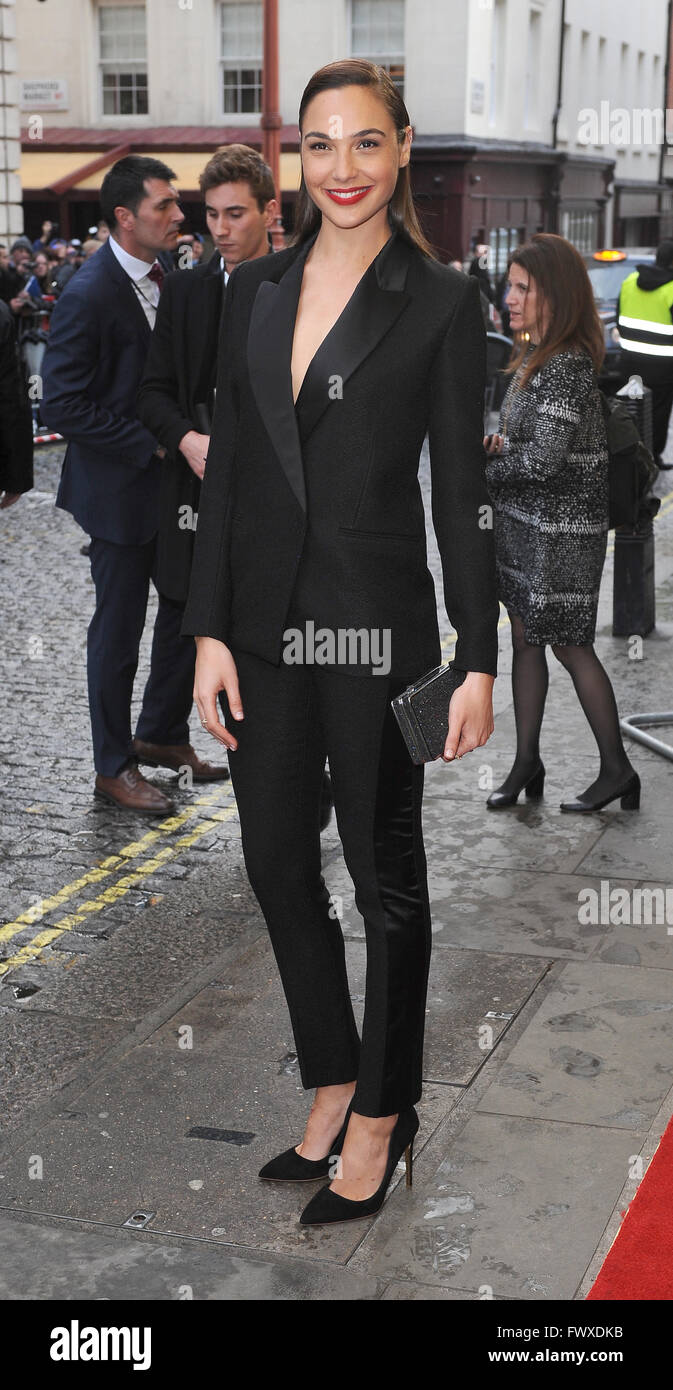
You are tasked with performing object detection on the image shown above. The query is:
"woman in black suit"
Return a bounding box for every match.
[182,59,500,1225]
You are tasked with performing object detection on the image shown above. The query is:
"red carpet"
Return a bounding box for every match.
[587,1114,673,1300]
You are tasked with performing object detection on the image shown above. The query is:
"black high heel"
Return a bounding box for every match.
[258,1100,353,1182]
[299,1107,419,1226]
[486,761,545,809]
[560,771,641,814]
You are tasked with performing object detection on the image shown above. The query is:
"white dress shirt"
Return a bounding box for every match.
[220,256,229,285]
[109,235,161,329]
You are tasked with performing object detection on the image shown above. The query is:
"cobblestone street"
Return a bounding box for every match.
[1,440,672,1300]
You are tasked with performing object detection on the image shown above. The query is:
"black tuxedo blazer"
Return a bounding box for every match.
[137,250,224,601]
[181,230,500,680]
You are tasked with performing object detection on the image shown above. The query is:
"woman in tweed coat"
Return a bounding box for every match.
[484,234,639,813]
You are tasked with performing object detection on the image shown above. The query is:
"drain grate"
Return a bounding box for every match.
[13,984,41,1000]
[122,1210,156,1230]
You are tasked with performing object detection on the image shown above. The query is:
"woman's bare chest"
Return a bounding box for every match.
[291,273,362,404]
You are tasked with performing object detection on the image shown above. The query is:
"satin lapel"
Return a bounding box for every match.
[294,233,413,443]
[101,241,152,345]
[246,239,314,513]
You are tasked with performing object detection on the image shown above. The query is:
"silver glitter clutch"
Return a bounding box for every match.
[391,664,467,764]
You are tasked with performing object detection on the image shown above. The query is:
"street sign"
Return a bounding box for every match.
[20,78,69,111]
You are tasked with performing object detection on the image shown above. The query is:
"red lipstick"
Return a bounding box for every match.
[324,186,374,205]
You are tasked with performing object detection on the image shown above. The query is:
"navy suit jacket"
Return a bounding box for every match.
[42,239,160,544]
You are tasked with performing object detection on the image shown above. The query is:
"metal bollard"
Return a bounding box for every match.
[612,521,655,636]
[611,378,656,637]
[617,384,653,452]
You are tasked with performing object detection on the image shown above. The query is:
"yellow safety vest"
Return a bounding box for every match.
[617,271,673,357]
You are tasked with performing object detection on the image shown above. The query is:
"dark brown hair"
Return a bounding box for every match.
[505,233,605,387]
[199,144,275,210]
[292,59,434,258]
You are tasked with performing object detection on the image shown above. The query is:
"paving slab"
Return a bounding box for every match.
[576,808,673,881]
[477,960,673,1128]
[0,1006,126,1141]
[0,1214,385,1300]
[0,1038,462,1263]
[380,1281,505,1299]
[420,795,607,875]
[588,881,673,968]
[348,1112,639,1300]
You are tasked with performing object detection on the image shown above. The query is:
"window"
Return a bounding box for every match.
[351,0,405,96]
[598,36,606,98]
[99,4,148,116]
[561,209,598,254]
[220,2,263,114]
[489,225,522,279]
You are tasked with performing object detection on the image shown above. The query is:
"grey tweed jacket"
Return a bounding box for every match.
[485,345,609,645]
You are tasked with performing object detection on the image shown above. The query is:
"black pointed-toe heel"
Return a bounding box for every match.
[487,761,545,809]
[299,1107,419,1226]
[258,1101,353,1182]
[560,771,641,814]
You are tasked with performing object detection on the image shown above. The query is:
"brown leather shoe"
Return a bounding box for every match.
[132,738,230,782]
[94,765,175,815]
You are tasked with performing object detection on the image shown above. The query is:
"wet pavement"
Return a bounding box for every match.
[0,440,672,1301]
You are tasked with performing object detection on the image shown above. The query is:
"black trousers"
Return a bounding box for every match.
[88,535,196,777]
[220,650,432,1118]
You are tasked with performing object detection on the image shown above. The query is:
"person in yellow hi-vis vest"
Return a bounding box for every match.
[617,239,673,470]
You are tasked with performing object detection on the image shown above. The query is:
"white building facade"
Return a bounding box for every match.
[15,0,673,255]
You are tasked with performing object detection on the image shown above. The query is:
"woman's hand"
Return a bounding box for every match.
[194,636,244,751]
[179,430,210,480]
[483,432,504,454]
[442,672,495,762]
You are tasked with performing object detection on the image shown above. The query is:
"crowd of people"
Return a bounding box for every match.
[0,217,211,322]
[0,216,215,447]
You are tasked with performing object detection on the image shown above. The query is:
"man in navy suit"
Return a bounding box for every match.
[42,155,228,814]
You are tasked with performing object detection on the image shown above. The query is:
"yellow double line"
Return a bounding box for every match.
[0,785,238,978]
[656,488,673,520]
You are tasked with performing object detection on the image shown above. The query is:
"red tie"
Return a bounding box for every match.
[147,262,164,293]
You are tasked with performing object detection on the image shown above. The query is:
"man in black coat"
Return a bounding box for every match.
[42,155,227,815]
[0,299,33,507]
[137,145,278,603]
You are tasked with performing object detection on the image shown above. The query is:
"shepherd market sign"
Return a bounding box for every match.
[20,79,69,111]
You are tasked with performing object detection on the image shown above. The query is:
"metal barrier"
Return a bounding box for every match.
[620,712,673,763]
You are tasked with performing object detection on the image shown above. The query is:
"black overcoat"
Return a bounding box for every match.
[137,250,224,601]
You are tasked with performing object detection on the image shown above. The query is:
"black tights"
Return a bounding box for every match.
[498,613,633,800]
